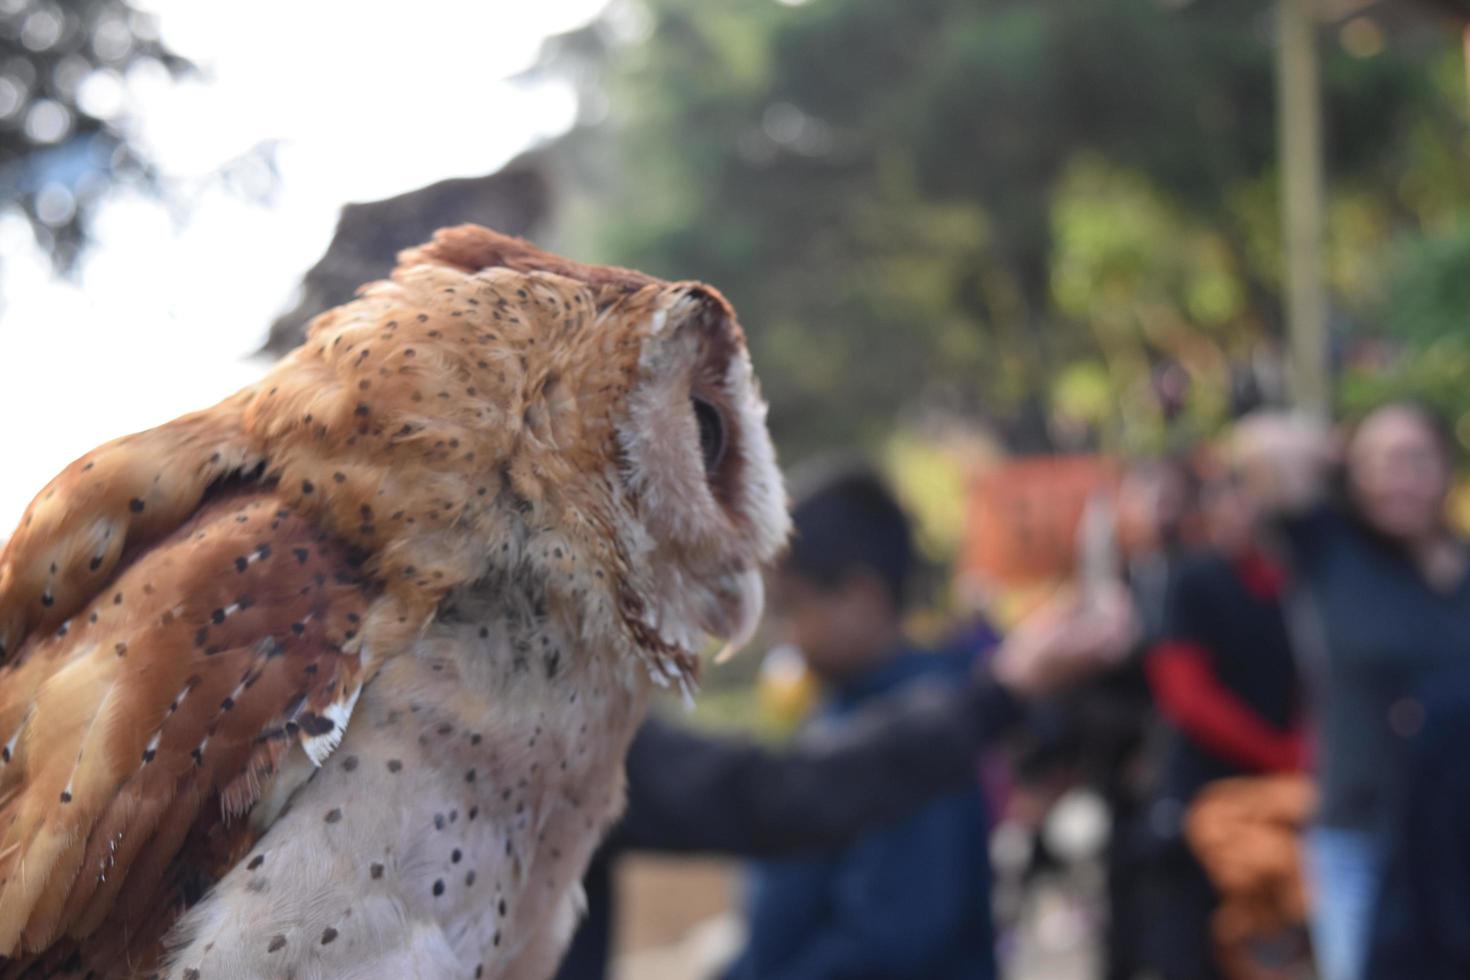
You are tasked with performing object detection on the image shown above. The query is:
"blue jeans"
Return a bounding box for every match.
[1305,827,1384,980]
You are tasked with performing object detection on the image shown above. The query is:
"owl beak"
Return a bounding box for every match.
[713,567,764,664]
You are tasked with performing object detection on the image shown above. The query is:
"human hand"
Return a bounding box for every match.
[990,581,1137,697]
[1231,411,1337,513]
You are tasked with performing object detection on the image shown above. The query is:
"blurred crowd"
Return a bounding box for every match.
[553,399,1470,980]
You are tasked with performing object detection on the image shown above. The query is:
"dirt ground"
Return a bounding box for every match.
[611,854,1099,980]
[616,857,737,956]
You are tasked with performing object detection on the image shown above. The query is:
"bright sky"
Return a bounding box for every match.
[0,0,606,530]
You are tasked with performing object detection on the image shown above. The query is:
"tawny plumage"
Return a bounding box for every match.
[0,226,788,978]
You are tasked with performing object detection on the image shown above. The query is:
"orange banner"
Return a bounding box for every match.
[958,455,1118,587]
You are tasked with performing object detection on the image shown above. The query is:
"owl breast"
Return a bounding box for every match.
[161,588,651,980]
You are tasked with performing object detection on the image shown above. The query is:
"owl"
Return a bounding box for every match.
[0,226,789,979]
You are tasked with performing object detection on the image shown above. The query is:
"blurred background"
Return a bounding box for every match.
[2,1,1469,978]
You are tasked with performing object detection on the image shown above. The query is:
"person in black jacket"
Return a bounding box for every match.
[1008,457,1195,980]
[1141,468,1303,980]
[553,532,1134,978]
[1237,404,1470,980]
[1366,663,1470,980]
[557,676,1015,980]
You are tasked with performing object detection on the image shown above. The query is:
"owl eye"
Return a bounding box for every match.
[692,396,726,477]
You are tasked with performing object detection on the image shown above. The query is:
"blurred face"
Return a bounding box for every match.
[1116,463,1187,555]
[769,569,896,682]
[1347,406,1450,544]
[1202,477,1260,553]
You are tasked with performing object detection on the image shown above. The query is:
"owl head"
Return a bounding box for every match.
[373,226,790,690]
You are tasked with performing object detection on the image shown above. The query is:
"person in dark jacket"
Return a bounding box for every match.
[1009,456,1195,980]
[553,468,1134,980]
[1141,467,1304,979]
[1237,404,1470,980]
[722,469,995,980]
[555,672,1018,980]
[1367,664,1470,980]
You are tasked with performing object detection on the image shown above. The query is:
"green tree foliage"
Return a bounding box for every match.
[1340,220,1470,431]
[555,0,1469,457]
[0,0,188,270]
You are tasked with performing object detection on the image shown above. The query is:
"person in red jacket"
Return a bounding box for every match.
[1140,463,1305,979]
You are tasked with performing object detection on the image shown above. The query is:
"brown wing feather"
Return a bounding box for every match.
[0,396,262,665]
[0,491,369,967]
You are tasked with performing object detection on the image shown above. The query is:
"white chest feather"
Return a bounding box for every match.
[161,608,651,980]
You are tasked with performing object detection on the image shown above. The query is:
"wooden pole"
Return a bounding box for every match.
[1463,25,1469,115]
[1277,0,1330,418]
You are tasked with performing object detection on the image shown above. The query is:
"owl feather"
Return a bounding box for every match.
[0,226,787,978]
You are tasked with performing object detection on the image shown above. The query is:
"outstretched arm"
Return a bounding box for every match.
[1148,640,1303,773]
[612,673,1018,856]
[612,584,1134,857]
